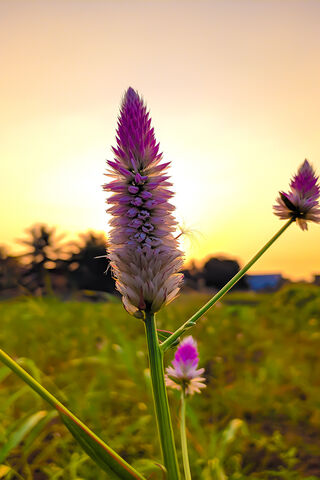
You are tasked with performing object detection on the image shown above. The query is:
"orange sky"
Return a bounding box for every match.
[1,0,320,280]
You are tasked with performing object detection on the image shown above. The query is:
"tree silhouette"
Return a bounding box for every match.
[67,231,115,293]
[0,246,23,294]
[203,256,248,290]
[17,224,67,294]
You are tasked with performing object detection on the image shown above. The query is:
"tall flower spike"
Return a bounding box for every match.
[165,336,206,396]
[273,159,320,231]
[104,87,183,318]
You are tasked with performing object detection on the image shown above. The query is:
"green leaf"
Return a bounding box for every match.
[220,419,247,447]
[157,330,180,348]
[60,411,146,480]
[132,459,167,479]
[203,458,227,480]
[0,410,47,462]
[0,385,30,413]
[22,410,58,454]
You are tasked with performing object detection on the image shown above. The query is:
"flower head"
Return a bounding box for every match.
[273,159,320,231]
[165,336,206,396]
[104,88,183,318]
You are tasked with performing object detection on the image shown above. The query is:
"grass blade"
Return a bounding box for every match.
[0,410,47,462]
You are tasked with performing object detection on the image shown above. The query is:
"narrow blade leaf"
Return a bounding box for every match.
[0,410,47,462]
[60,410,145,480]
[132,459,167,479]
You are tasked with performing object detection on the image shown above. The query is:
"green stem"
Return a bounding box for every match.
[161,219,293,352]
[144,312,180,480]
[0,349,146,480]
[180,391,191,480]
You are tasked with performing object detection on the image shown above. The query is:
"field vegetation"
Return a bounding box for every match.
[0,284,319,479]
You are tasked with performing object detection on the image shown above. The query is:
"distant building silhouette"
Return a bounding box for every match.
[246,274,284,292]
[313,275,320,286]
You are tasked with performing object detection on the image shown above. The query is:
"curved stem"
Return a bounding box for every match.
[144,312,180,480]
[180,391,191,480]
[161,219,293,352]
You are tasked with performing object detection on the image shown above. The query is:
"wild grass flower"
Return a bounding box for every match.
[165,336,206,395]
[273,159,320,230]
[104,88,183,318]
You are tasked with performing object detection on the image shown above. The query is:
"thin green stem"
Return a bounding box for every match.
[0,348,146,480]
[144,312,180,480]
[0,349,64,410]
[161,219,293,352]
[180,391,191,480]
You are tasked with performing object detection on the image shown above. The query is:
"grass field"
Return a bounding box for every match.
[0,285,319,479]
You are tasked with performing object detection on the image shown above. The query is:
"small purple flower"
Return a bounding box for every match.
[165,336,206,396]
[273,159,320,231]
[104,88,183,317]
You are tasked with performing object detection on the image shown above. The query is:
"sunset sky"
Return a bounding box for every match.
[1,0,320,280]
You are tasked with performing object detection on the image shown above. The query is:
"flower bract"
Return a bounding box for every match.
[165,336,206,396]
[104,88,183,317]
[273,159,320,230]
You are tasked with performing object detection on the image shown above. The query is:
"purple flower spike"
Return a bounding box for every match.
[165,336,206,396]
[273,159,320,231]
[104,88,183,317]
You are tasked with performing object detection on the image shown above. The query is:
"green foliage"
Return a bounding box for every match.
[61,411,145,479]
[0,286,319,479]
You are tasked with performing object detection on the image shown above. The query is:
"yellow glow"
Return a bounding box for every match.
[1,0,320,280]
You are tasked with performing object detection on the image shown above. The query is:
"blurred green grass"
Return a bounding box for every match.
[0,284,319,479]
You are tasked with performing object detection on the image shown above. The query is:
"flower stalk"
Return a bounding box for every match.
[165,336,205,479]
[180,391,192,480]
[144,312,180,480]
[161,218,293,352]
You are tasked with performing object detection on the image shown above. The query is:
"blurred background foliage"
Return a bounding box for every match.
[0,285,319,479]
[0,223,249,301]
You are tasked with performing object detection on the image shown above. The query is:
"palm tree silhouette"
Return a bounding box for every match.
[17,224,66,294]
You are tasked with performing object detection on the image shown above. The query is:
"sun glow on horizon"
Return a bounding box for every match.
[1,0,320,281]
